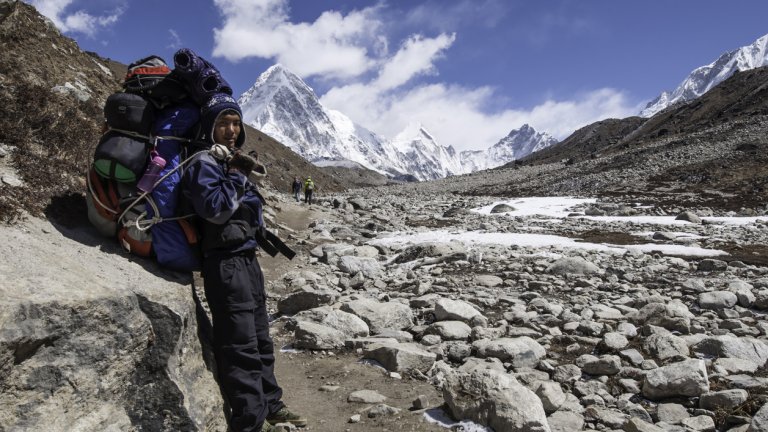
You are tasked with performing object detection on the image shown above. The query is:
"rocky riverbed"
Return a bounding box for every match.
[265,188,768,432]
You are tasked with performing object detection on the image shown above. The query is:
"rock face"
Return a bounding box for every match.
[0,218,224,430]
[443,368,550,432]
[642,359,709,400]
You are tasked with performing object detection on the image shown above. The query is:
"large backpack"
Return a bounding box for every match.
[86,55,203,271]
[86,50,296,267]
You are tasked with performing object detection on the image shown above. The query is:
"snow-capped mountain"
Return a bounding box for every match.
[238,64,408,178]
[641,33,768,117]
[238,64,557,180]
[392,123,464,179]
[460,124,558,171]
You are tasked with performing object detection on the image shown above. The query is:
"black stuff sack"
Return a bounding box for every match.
[93,131,149,183]
[104,92,156,136]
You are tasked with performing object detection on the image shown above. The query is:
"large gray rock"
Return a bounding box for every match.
[443,368,551,432]
[292,306,369,337]
[691,336,768,367]
[490,203,515,213]
[675,211,702,224]
[535,381,566,414]
[642,359,709,400]
[277,286,338,315]
[642,332,690,361]
[0,217,224,431]
[546,256,600,275]
[630,301,693,333]
[317,243,355,263]
[728,280,756,307]
[341,298,413,334]
[699,389,749,411]
[424,321,472,341]
[575,354,621,376]
[656,403,690,424]
[547,410,585,432]
[623,417,665,432]
[293,321,346,350]
[362,342,436,373]
[698,291,738,310]
[434,298,482,322]
[336,255,382,277]
[750,402,768,431]
[473,337,546,368]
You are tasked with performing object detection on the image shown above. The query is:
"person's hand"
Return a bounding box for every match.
[229,151,257,174]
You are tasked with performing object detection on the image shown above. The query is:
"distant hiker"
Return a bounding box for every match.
[291,176,301,202]
[304,177,315,205]
[181,94,305,432]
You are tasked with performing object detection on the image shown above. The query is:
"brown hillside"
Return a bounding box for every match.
[473,65,768,210]
[514,117,647,166]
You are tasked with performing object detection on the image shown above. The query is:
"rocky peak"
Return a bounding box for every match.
[641,33,768,117]
[460,124,558,172]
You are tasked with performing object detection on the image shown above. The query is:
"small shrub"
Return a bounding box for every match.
[0,81,101,222]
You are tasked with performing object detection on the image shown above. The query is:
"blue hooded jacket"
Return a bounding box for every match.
[181,94,264,256]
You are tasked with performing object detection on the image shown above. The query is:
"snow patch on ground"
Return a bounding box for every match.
[474,196,768,225]
[369,197,766,257]
[423,408,492,431]
[370,230,726,257]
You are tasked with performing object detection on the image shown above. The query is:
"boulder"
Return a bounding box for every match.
[362,342,436,373]
[546,257,600,275]
[642,359,709,400]
[473,337,546,368]
[341,298,413,334]
[0,217,224,431]
[443,368,550,432]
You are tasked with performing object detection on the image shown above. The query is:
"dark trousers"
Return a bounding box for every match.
[203,251,284,432]
[304,190,313,205]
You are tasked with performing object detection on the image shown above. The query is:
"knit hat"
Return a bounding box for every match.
[199,93,246,147]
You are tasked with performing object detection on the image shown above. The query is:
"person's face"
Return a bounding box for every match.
[213,112,241,148]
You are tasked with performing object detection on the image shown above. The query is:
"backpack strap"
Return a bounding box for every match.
[117,146,205,229]
[107,127,195,144]
[255,228,296,260]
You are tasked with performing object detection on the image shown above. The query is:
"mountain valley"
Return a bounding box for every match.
[3,2,768,432]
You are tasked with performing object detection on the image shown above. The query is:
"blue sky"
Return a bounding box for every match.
[25,0,768,151]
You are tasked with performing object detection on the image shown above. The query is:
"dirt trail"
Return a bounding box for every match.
[258,198,447,432]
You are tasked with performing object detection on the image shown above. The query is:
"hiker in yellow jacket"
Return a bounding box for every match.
[303,177,315,205]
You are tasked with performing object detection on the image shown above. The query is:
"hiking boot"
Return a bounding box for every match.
[260,420,279,432]
[267,407,307,427]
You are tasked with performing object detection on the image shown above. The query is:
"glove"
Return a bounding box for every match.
[229,151,257,174]
[210,143,231,161]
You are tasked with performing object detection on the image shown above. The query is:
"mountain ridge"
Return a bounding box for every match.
[238,65,559,180]
[641,33,768,117]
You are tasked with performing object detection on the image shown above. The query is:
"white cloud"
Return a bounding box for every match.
[212,0,381,79]
[213,0,639,152]
[26,0,123,36]
[373,33,455,91]
[167,29,182,50]
[322,82,639,152]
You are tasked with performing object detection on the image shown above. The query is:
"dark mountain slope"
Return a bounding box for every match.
[516,117,647,166]
[472,65,768,210]
[622,66,768,147]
